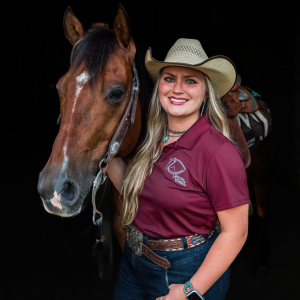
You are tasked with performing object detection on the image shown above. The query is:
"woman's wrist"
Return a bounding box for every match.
[183,281,205,299]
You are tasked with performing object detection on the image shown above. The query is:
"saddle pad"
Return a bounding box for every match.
[236,99,272,152]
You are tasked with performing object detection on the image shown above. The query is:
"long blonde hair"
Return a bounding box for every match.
[121,74,231,226]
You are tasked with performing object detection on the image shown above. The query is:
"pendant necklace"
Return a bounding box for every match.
[163,124,188,143]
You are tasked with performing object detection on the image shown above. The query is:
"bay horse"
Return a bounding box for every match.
[38,4,274,280]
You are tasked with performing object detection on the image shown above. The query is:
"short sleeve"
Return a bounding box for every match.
[206,143,249,211]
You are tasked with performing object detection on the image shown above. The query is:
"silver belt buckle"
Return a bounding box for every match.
[126,225,143,257]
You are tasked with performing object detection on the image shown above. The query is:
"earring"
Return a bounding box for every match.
[159,103,161,112]
[200,99,207,117]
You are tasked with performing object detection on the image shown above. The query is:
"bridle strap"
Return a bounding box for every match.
[92,61,139,226]
[101,62,139,168]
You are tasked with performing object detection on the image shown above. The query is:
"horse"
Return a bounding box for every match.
[38,5,153,280]
[38,4,274,280]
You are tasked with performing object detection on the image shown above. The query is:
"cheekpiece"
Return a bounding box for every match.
[126,225,143,257]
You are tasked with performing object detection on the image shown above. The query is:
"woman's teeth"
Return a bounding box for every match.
[170,98,187,103]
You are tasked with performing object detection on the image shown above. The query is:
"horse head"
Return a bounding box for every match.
[38,5,146,217]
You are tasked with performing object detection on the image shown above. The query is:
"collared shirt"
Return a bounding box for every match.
[133,114,249,238]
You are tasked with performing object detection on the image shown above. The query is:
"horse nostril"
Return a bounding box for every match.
[61,181,76,203]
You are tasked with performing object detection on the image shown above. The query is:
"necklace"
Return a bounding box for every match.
[163,124,188,143]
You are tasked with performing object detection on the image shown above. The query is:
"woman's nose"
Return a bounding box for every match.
[173,80,184,94]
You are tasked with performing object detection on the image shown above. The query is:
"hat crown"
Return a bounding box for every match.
[165,38,208,64]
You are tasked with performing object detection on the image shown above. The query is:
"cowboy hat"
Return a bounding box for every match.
[145,38,237,97]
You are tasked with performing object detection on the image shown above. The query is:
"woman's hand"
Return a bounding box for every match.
[156,284,186,300]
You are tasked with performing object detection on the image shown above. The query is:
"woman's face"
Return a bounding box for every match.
[158,66,208,120]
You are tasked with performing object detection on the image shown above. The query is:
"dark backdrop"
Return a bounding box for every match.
[3,1,300,299]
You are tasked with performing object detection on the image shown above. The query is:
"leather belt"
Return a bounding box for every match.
[126,225,214,269]
[141,244,170,268]
[147,231,214,252]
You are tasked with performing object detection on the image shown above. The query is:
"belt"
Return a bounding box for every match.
[126,225,214,269]
[147,230,214,251]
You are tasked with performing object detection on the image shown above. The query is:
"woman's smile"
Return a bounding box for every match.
[169,96,188,105]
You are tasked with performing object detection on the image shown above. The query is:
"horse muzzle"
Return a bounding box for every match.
[38,172,89,217]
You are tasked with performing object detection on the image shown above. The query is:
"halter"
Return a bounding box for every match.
[69,39,140,235]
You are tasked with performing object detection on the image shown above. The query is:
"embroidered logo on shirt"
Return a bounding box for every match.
[165,158,186,187]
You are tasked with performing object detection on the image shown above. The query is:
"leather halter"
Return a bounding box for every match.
[69,39,140,229]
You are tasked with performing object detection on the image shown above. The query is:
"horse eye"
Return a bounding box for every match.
[108,87,126,103]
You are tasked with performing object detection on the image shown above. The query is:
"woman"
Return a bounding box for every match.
[108,38,249,300]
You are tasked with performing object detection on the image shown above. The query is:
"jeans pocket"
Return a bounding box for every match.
[131,252,170,297]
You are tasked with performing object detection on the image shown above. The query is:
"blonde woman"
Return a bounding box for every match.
[108,39,249,300]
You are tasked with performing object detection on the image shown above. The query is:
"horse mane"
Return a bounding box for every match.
[72,25,153,149]
[72,26,117,81]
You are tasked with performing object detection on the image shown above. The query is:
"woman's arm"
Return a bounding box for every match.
[107,157,127,193]
[158,203,249,300]
[107,158,128,252]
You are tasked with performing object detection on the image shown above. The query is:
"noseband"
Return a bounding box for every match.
[69,39,139,236]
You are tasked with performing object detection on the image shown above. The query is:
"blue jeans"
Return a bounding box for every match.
[113,230,230,300]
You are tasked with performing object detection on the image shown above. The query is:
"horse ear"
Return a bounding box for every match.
[63,7,85,46]
[113,4,132,48]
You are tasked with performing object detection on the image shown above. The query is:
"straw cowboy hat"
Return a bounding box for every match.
[145,38,237,97]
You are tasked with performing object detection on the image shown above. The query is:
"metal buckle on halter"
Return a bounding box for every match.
[126,225,143,257]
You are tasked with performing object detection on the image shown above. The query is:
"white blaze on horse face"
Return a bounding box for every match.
[69,71,90,125]
[50,191,62,210]
[62,144,69,175]
[63,72,90,171]
[75,72,90,98]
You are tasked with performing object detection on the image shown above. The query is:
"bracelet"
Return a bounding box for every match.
[183,281,205,300]
[183,281,193,294]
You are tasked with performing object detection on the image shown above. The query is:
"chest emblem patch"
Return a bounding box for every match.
[165,158,186,187]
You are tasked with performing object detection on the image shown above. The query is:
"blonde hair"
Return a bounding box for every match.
[121,74,232,226]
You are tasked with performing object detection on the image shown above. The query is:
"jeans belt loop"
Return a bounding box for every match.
[182,236,189,250]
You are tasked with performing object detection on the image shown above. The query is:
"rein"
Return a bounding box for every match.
[69,39,139,239]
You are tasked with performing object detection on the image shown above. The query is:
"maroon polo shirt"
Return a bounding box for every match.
[133,114,249,238]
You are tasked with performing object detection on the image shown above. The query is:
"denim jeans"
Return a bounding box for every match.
[113,230,230,300]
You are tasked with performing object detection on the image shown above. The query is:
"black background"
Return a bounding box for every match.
[3,1,300,299]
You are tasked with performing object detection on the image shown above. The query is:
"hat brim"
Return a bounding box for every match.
[145,48,237,98]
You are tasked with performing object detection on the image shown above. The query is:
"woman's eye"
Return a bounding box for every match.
[164,77,175,83]
[186,79,196,84]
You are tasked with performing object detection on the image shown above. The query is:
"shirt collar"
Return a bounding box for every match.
[171,114,211,150]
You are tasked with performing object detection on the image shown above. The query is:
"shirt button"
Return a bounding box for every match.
[164,149,167,152]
